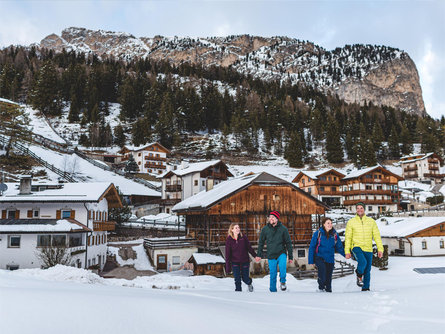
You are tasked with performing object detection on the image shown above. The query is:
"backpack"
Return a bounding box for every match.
[315,230,337,254]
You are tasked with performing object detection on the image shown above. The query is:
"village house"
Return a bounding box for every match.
[172,172,329,266]
[400,152,444,185]
[377,217,445,256]
[0,176,122,270]
[121,142,170,175]
[187,253,225,277]
[144,236,198,271]
[342,165,403,214]
[292,169,345,207]
[159,160,233,214]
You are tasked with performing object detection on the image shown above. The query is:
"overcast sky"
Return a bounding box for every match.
[0,0,443,119]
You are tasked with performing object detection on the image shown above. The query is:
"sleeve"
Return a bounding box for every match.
[335,232,345,257]
[245,237,257,258]
[257,228,266,258]
[308,231,318,264]
[344,219,353,255]
[225,238,232,273]
[284,229,293,260]
[372,221,384,253]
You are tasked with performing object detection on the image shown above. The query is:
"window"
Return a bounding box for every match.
[69,233,84,247]
[7,210,16,219]
[37,235,51,247]
[33,210,39,218]
[398,240,405,250]
[202,180,205,186]
[194,180,198,186]
[422,241,427,250]
[88,259,91,267]
[52,235,67,247]
[320,186,325,191]
[8,235,21,248]
[440,240,444,249]
[307,187,311,194]
[368,206,372,211]
[331,187,336,192]
[62,210,71,219]
[297,250,306,258]
[440,225,444,232]
[172,256,180,265]
[166,208,170,214]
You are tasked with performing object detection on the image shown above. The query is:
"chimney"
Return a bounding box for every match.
[19,175,32,195]
[181,160,189,169]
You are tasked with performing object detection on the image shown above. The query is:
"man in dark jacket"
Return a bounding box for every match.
[255,211,293,292]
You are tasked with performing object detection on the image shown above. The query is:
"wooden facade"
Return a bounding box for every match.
[188,254,225,277]
[292,169,345,207]
[174,173,329,251]
[342,166,403,213]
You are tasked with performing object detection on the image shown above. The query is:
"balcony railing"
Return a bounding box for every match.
[357,177,392,183]
[318,190,342,196]
[344,199,397,206]
[429,165,439,171]
[166,184,182,192]
[343,189,394,196]
[428,158,439,164]
[317,180,343,186]
[424,173,444,178]
[144,163,166,169]
[93,221,116,231]
[403,166,418,172]
[145,156,167,162]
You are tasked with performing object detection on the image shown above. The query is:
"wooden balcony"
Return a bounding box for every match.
[144,163,167,169]
[344,199,397,206]
[317,180,343,186]
[343,189,393,196]
[429,165,439,171]
[357,177,392,184]
[318,190,342,196]
[404,172,418,178]
[166,184,182,192]
[145,156,167,162]
[93,221,116,231]
[428,158,439,164]
[424,173,444,178]
[403,166,418,172]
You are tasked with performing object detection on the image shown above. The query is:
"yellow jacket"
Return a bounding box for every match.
[344,214,383,254]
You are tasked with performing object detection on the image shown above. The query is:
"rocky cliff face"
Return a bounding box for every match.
[39,27,425,115]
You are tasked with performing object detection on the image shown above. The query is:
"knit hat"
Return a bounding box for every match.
[356,202,365,208]
[270,211,280,219]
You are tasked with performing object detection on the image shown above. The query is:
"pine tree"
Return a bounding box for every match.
[388,126,400,159]
[325,114,343,163]
[0,103,32,157]
[30,61,61,116]
[125,154,140,174]
[113,124,126,148]
[400,124,413,156]
[284,131,304,168]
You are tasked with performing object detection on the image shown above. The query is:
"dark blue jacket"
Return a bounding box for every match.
[308,228,345,264]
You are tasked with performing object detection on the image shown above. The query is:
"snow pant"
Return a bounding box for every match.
[314,255,334,292]
[232,262,252,291]
[268,253,287,292]
[352,247,373,289]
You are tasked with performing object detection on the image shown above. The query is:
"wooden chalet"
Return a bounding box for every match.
[172,172,329,253]
[187,253,225,277]
[292,169,345,207]
[121,142,170,175]
[342,165,403,214]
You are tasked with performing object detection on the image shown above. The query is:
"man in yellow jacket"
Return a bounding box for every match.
[345,202,383,291]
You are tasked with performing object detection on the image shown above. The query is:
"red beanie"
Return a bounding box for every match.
[270,211,280,219]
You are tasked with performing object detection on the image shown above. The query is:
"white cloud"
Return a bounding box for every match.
[418,40,445,119]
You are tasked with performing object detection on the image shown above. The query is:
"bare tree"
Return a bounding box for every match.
[36,246,72,268]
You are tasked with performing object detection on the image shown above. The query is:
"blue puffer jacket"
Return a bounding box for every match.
[308,228,345,264]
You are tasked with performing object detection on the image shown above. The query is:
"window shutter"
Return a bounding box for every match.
[27,210,33,218]
[56,210,61,219]
[71,210,76,219]
[15,210,20,219]
[2,210,7,219]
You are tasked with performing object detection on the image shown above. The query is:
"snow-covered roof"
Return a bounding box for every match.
[168,160,225,177]
[191,253,225,265]
[342,165,381,179]
[376,217,445,238]
[0,97,19,105]
[400,152,437,163]
[0,182,114,203]
[0,219,90,233]
[296,169,344,180]
[173,172,327,212]
[137,213,178,223]
[124,142,158,152]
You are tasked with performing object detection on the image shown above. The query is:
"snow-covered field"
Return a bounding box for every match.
[1,257,444,334]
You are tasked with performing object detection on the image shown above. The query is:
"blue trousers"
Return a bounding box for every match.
[232,262,252,291]
[314,255,334,292]
[268,253,287,292]
[352,247,373,289]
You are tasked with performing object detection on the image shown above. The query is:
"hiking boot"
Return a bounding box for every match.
[361,288,370,291]
[316,288,324,292]
[280,282,287,291]
[248,284,254,292]
[356,270,364,287]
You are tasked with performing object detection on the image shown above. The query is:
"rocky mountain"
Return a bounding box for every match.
[39,27,425,115]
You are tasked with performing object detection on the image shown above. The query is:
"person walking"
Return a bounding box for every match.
[345,202,383,291]
[225,223,257,292]
[255,211,293,292]
[308,217,345,292]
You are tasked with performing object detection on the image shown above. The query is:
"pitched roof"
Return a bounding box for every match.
[400,152,443,164]
[172,172,329,212]
[161,160,233,178]
[0,182,121,205]
[123,142,170,154]
[0,219,91,233]
[376,216,445,238]
[190,253,225,265]
[343,165,403,181]
[292,168,345,182]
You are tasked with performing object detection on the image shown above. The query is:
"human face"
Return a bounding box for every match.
[356,205,365,217]
[269,215,278,226]
[232,225,240,237]
[323,219,333,232]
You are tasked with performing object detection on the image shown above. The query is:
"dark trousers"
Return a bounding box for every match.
[232,262,252,291]
[315,255,334,292]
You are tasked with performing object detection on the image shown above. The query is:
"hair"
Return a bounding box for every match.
[227,223,243,239]
[321,217,333,239]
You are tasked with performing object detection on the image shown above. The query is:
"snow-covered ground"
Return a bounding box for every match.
[1,257,444,334]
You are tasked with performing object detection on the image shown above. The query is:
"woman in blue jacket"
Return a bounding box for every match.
[308,217,345,292]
